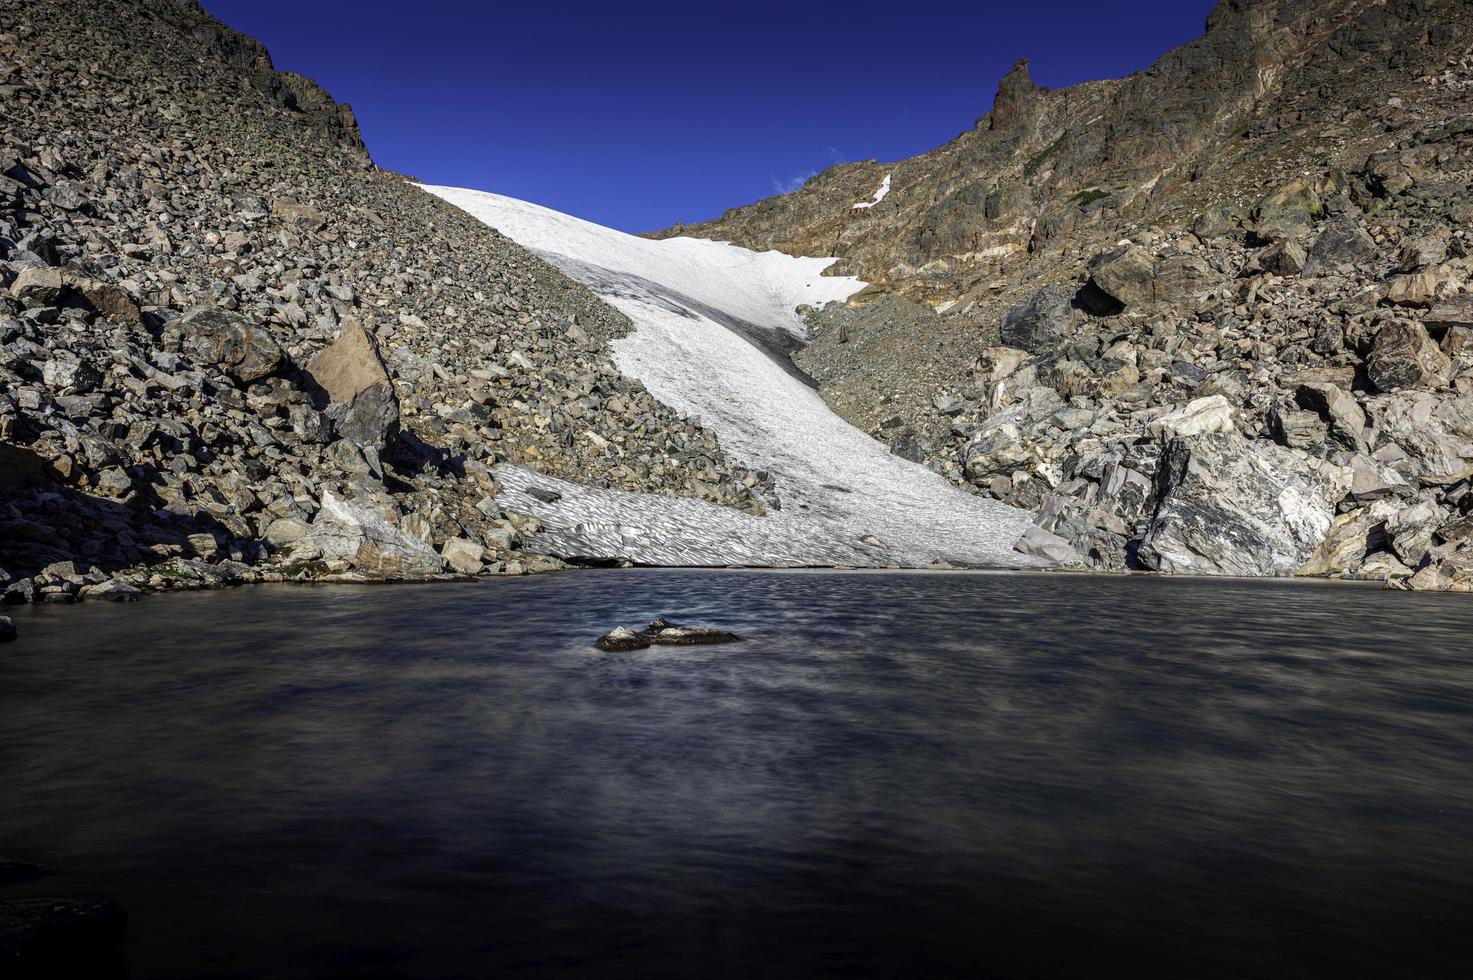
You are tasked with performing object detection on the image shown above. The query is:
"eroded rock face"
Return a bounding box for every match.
[1139,435,1352,576]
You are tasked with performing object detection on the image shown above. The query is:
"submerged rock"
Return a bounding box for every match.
[594,618,742,652]
[0,616,14,642]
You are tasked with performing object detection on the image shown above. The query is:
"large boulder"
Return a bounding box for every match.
[1364,391,1473,486]
[305,320,400,452]
[1083,244,1216,312]
[1295,382,1367,450]
[1302,216,1378,276]
[1000,285,1074,353]
[177,306,284,384]
[290,491,445,579]
[1138,435,1352,576]
[1148,395,1236,439]
[1366,319,1450,391]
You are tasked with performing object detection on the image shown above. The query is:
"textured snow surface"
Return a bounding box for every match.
[852,173,892,209]
[422,183,1041,568]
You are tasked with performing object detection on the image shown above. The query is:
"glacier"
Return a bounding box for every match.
[420,184,1041,569]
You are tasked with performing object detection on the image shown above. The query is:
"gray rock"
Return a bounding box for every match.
[178,306,284,384]
[1012,525,1082,565]
[1366,319,1450,391]
[1139,434,1352,576]
[1385,498,1446,568]
[1365,392,1473,486]
[1000,285,1074,353]
[79,579,145,602]
[1302,217,1378,276]
[441,536,485,575]
[291,490,446,579]
[1086,244,1216,311]
[1296,382,1366,450]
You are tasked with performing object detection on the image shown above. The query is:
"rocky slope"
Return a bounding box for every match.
[0,0,773,602]
[657,0,1473,591]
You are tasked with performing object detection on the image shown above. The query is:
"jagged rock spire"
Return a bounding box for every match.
[989,58,1041,132]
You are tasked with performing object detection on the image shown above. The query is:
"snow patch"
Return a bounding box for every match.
[852,173,892,210]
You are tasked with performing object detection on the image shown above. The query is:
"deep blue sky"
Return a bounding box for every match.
[201,0,1216,232]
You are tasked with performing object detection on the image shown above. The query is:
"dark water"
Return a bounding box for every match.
[3,571,1473,980]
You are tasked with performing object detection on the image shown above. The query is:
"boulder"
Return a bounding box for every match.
[441,537,485,575]
[1012,525,1082,565]
[594,618,742,652]
[1366,319,1450,391]
[177,306,284,384]
[1000,285,1074,353]
[78,579,144,602]
[1139,434,1352,576]
[1149,395,1236,439]
[271,197,328,232]
[305,320,399,452]
[1259,239,1306,276]
[1297,499,1400,578]
[1364,391,1473,485]
[1085,244,1156,310]
[595,626,648,652]
[1426,297,1473,336]
[292,491,445,579]
[1085,244,1217,312]
[8,265,66,306]
[1302,217,1378,276]
[1384,497,1446,568]
[1295,382,1366,449]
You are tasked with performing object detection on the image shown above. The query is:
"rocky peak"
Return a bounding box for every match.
[986,58,1042,133]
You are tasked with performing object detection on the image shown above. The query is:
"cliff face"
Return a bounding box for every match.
[658,0,1473,589]
[0,0,770,598]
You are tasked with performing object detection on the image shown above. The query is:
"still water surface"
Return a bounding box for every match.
[3,570,1473,979]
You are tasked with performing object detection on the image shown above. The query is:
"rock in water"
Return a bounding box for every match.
[0,616,15,642]
[1139,435,1352,577]
[594,618,742,651]
[594,627,649,652]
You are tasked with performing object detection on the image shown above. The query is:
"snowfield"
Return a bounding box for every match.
[421,184,1040,568]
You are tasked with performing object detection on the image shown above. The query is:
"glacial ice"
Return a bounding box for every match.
[420,184,1041,569]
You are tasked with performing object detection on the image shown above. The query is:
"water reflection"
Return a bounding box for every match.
[3,571,1472,978]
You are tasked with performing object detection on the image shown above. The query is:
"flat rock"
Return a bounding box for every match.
[594,618,742,652]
